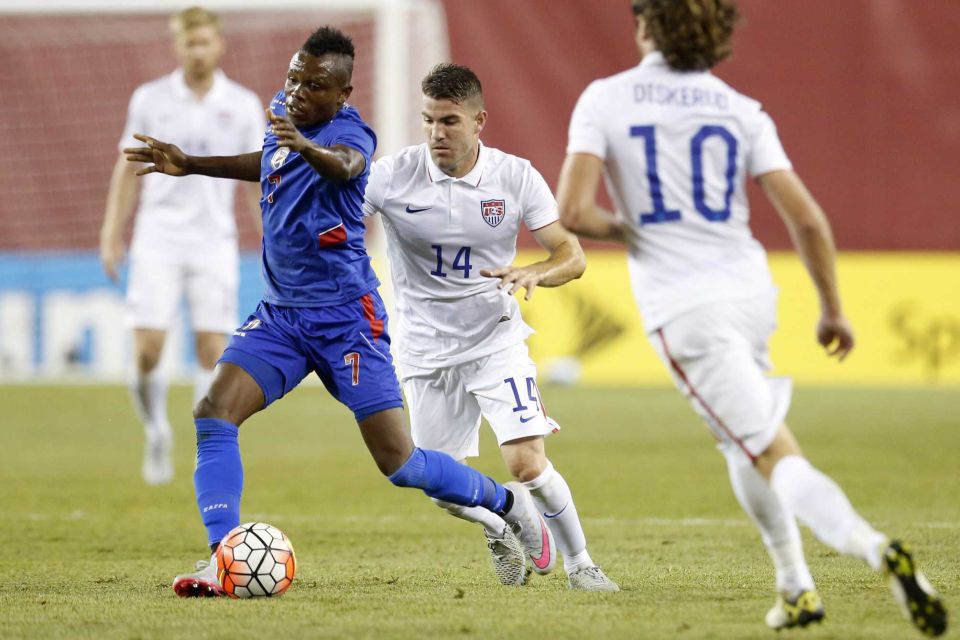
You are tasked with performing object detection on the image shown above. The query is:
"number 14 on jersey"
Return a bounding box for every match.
[430,245,473,278]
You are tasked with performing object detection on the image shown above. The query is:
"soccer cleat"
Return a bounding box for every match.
[172,557,224,598]
[483,525,527,586]
[568,565,620,592]
[764,590,825,630]
[883,540,947,637]
[504,482,556,575]
[142,436,173,485]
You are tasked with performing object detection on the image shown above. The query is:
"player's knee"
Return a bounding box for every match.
[504,450,547,482]
[135,349,162,374]
[510,462,546,483]
[193,391,241,424]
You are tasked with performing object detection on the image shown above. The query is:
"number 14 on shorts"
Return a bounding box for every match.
[504,376,542,421]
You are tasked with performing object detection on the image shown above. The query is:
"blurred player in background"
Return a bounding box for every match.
[99,6,263,485]
[125,26,552,598]
[557,0,946,634]
[363,64,618,591]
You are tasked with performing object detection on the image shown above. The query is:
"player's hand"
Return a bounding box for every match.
[817,314,854,361]
[124,134,189,177]
[99,236,126,283]
[267,109,311,153]
[481,265,543,301]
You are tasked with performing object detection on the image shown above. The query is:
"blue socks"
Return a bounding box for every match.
[194,427,506,547]
[389,447,510,513]
[194,418,243,548]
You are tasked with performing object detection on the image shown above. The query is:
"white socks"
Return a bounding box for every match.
[770,455,887,571]
[194,367,215,408]
[524,461,594,574]
[433,460,595,575]
[724,450,814,595]
[129,368,172,443]
[431,499,507,536]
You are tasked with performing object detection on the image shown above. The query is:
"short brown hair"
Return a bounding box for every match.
[169,6,221,36]
[421,63,484,107]
[632,0,740,71]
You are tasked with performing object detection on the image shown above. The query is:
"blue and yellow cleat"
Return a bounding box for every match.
[765,590,826,630]
[884,540,947,637]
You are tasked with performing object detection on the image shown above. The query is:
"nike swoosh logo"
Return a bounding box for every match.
[531,514,552,571]
[543,503,568,519]
[405,205,431,213]
[519,415,536,423]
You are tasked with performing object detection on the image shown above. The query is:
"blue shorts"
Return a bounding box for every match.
[219,291,403,421]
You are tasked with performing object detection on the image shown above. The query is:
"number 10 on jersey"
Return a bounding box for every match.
[630,124,738,225]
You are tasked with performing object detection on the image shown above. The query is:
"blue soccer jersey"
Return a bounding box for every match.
[259,90,379,306]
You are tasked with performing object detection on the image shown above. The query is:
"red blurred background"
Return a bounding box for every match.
[442,0,960,251]
[1,0,957,252]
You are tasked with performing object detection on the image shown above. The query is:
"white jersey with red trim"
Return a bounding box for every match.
[567,51,792,331]
[363,143,558,368]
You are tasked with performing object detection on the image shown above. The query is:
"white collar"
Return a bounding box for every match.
[426,141,487,187]
[638,50,668,70]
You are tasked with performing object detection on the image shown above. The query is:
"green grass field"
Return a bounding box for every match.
[1,384,956,639]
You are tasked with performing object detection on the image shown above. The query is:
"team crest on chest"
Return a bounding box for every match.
[270,147,290,170]
[481,199,506,227]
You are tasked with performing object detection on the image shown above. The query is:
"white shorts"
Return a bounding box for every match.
[648,293,791,459]
[400,342,560,461]
[126,242,238,334]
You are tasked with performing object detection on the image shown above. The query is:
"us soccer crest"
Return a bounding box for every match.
[270,147,289,170]
[481,199,505,227]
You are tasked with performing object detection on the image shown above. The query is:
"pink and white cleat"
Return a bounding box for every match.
[503,482,556,575]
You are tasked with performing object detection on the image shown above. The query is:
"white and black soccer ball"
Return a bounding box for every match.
[215,522,296,598]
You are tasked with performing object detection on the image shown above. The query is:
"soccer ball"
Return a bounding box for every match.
[215,522,297,598]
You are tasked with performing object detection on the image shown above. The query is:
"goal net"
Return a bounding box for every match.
[0,0,447,378]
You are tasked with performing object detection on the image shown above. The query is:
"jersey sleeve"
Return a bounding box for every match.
[329,124,377,177]
[566,80,607,160]
[520,163,559,231]
[118,87,147,152]
[746,110,792,178]
[362,155,394,218]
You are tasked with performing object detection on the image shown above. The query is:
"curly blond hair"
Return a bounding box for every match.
[632,0,740,71]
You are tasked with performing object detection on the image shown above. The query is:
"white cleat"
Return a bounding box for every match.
[503,482,556,575]
[484,525,528,586]
[568,565,620,592]
[142,436,173,485]
[172,556,224,598]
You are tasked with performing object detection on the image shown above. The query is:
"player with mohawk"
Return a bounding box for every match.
[124,26,552,597]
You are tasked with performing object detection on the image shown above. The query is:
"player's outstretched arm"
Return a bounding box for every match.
[124,134,262,182]
[480,223,585,301]
[758,169,854,361]
[267,110,364,182]
[557,153,628,244]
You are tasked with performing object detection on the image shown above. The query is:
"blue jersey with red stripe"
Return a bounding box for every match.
[259,90,379,307]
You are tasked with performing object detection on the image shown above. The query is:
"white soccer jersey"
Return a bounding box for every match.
[567,51,792,330]
[363,143,559,367]
[120,69,264,252]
